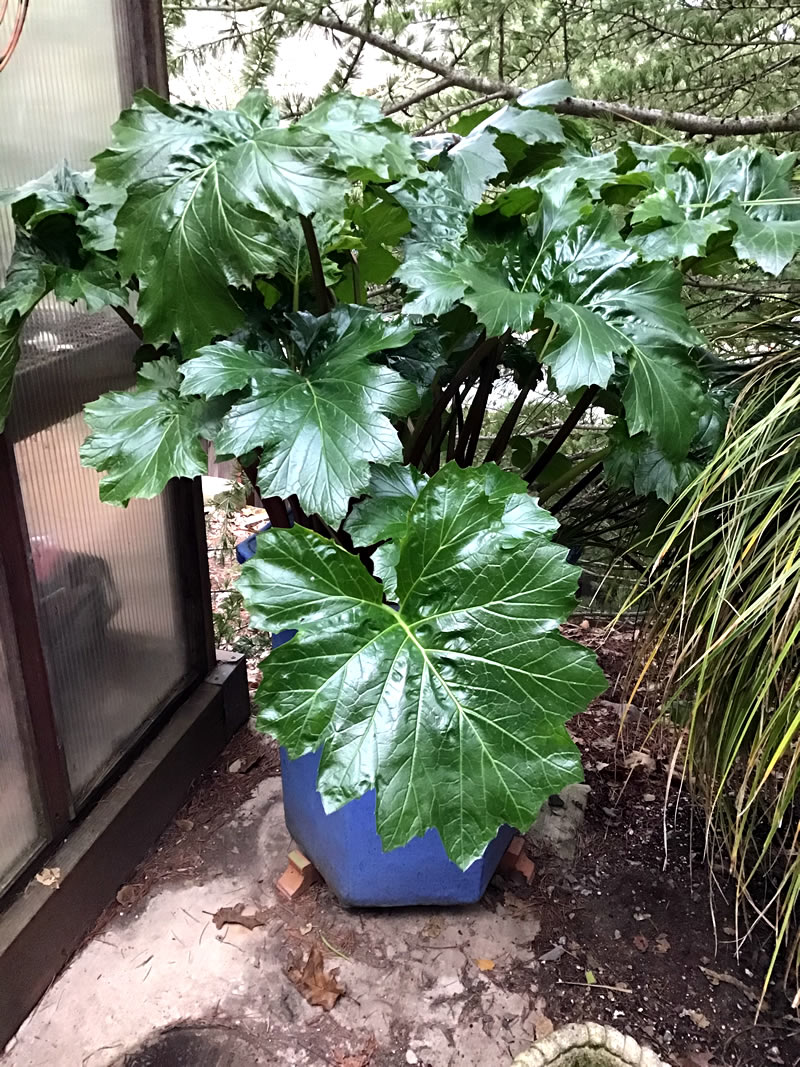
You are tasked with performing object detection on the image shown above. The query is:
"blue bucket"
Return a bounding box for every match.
[281,746,515,907]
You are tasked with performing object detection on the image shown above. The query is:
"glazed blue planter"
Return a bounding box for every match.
[236,523,296,648]
[238,521,512,905]
[281,747,515,907]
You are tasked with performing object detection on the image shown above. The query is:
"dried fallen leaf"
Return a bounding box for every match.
[175,818,194,832]
[288,945,345,1011]
[299,923,313,935]
[420,916,444,939]
[35,867,61,889]
[116,884,143,906]
[678,1054,718,1067]
[633,934,649,952]
[624,750,656,772]
[535,1016,554,1039]
[680,1008,711,1029]
[655,934,671,954]
[332,1035,377,1067]
[539,944,566,963]
[212,902,267,930]
[699,964,759,1003]
[475,958,495,971]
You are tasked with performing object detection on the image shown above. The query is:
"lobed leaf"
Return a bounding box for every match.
[240,463,604,868]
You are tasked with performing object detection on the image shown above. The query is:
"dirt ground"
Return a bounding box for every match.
[3,499,799,1067]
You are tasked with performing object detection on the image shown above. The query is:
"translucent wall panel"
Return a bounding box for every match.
[0,0,132,274]
[8,312,193,801]
[0,567,45,893]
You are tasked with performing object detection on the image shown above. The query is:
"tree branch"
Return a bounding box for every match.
[383,77,454,116]
[274,7,800,136]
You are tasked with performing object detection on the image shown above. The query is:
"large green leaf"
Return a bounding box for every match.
[240,462,605,868]
[1,162,87,229]
[517,80,574,107]
[187,307,419,523]
[469,104,564,147]
[588,263,704,347]
[390,171,473,244]
[462,264,540,336]
[80,358,224,505]
[297,93,414,181]
[730,206,800,275]
[442,131,507,203]
[101,90,354,353]
[396,243,470,316]
[51,256,126,312]
[543,302,626,391]
[622,342,703,459]
[632,210,730,261]
[605,422,701,502]
[0,236,53,320]
[0,316,24,432]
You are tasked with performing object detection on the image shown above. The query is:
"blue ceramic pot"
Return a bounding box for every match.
[236,523,296,648]
[281,747,514,907]
[238,521,512,905]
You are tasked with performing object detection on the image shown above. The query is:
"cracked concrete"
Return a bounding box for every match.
[2,775,549,1067]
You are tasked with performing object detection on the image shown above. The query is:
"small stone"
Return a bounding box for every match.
[406,1051,419,1064]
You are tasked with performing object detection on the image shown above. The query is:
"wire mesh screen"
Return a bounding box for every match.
[7,311,194,801]
[0,563,45,894]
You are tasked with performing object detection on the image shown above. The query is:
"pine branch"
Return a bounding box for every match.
[277,7,800,136]
[165,3,800,134]
[383,77,454,116]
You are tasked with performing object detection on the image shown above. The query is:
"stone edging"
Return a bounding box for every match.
[512,1022,669,1067]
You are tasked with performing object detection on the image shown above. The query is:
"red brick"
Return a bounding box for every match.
[499,835,525,872]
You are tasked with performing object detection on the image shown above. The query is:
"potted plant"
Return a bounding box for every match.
[3,83,798,903]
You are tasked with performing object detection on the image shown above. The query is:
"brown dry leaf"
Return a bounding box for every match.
[475,958,495,971]
[633,934,649,952]
[680,1008,711,1029]
[535,1016,554,1039]
[212,902,267,930]
[655,933,671,954]
[699,964,759,1003]
[116,884,143,906]
[420,916,444,939]
[624,750,656,772]
[35,867,61,889]
[332,1035,377,1067]
[678,1054,718,1067]
[175,818,194,832]
[288,944,345,1011]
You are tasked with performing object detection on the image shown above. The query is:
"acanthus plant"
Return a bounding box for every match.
[2,82,799,866]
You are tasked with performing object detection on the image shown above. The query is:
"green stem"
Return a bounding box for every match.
[299,214,333,315]
[525,385,599,485]
[483,362,541,464]
[538,447,611,503]
[406,333,496,467]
